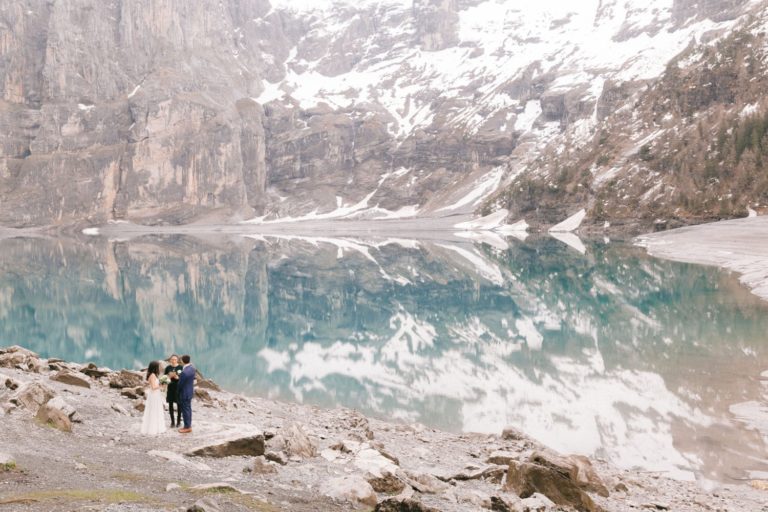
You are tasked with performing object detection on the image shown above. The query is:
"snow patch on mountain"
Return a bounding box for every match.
[261,0,743,143]
[437,167,505,213]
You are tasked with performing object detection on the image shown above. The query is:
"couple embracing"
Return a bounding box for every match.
[140,354,195,436]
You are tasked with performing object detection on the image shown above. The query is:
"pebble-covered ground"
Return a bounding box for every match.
[1,347,767,512]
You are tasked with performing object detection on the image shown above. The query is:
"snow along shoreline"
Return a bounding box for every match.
[635,215,768,301]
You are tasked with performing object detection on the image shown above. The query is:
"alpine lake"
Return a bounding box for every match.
[1,232,767,486]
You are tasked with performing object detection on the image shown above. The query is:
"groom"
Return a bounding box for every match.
[177,354,195,434]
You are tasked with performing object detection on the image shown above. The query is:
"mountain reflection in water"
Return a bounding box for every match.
[0,234,766,484]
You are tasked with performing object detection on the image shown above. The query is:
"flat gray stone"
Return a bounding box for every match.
[187,434,265,458]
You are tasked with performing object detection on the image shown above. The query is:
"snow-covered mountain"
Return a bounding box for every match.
[0,0,763,229]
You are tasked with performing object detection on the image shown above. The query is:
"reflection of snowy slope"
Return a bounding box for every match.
[264,310,707,480]
[5,235,768,483]
[247,235,768,482]
[436,243,505,285]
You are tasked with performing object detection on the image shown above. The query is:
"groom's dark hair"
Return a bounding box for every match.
[181,354,191,364]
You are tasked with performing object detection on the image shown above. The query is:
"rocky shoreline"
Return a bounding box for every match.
[1,345,766,512]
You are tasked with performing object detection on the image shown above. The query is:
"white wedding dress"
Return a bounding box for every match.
[140,374,166,435]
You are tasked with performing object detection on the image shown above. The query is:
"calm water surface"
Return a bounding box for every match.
[1,234,767,484]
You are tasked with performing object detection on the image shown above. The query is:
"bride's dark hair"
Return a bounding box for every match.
[146,360,160,380]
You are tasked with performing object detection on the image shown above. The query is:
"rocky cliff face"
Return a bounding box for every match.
[1,0,271,226]
[0,0,763,229]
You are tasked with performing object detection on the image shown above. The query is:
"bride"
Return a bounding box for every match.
[140,361,167,435]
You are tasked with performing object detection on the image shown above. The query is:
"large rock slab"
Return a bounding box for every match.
[529,451,609,497]
[109,370,145,389]
[269,423,317,459]
[50,370,91,389]
[187,434,265,458]
[501,426,530,442]
[80,363,110,379]
[322,475,378,508]
[251,456,278,475]
[35,402,73,432]
[10,381,54,410]
[354,447,399,478]
[120,387,145,399]
[504,459,599,512]
[47,396,80,423]
[401,471,450,494]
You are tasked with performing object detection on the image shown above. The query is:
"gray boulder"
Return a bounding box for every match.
[36,402,73,432]
[121,387,145,399]
[251,456,277,475]
[187,434,265,458]
[10,381,54,410]
[109,370,145,389]
[401,471,450,494]
[50,370,91,389]
[321,475,378,508]
[487,451,519,466]
[80,363,110,379]
[501,426,532,442]
[271,423,317,459]
[47,396,80,423]
[529,451,609,497]
[264,450,287,465]
[504,459,598,512]
[368,472,406,494]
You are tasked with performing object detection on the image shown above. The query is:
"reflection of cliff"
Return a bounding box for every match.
[0,235,766,482]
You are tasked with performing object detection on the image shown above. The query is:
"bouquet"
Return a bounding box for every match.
[159,375,171,385]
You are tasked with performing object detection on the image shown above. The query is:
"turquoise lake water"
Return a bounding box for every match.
[1,234,767,484]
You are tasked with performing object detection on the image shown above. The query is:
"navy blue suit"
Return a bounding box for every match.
[178,364,195,428]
